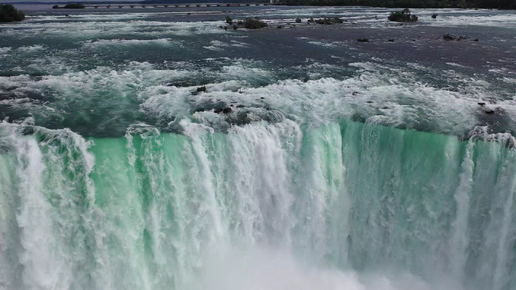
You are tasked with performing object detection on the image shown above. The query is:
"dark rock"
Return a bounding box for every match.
[443,34,456,41]
[494,107,506,115]
[213,107,233,114]
[474,38,479,41]
[295,18,301,23]
[388,8,418,22]
[485,110,495,114]
[352,92,360,95]
[431,14,438,19]
[444,34,469,41]
[0,4,25,22]
[63,3,85,9]
[357,38,369,42]
[478,102,486,106]
[388,39,395,42]
[237,105,245,108]
[196,86,207,93]
[366,101,373,103]
[314,17,343,25]
[244,18,268,29]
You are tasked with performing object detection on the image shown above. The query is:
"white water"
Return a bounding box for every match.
[1,119,516,290]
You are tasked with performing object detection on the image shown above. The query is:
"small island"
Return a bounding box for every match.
[0,4,25,23]
[388,8,418,22]
[52,3,85,9]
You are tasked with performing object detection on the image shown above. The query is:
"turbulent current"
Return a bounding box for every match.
[1,5,516,290]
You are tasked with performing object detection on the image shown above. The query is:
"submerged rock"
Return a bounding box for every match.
[191,86,207,95]
[443,34,455,41]
[314,17,343,25]
[357,38,369,43]
[213,107,233,114]
[443,34,469,41]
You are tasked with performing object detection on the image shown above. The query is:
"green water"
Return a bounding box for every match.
[2,6,516,290]
[1,119,515,290]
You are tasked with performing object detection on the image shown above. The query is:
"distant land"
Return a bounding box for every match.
[282,0,516,9]
[6,0,261,4]
[6,0,516,8]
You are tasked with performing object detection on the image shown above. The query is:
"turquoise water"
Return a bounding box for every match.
[1,120,516,290]
[2,6,516,290]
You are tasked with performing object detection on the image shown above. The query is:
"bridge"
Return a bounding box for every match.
[84,3,273,9]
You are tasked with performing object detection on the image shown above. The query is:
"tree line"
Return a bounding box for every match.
[281,0,516,9]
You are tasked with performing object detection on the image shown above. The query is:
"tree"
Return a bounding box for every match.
[388,8,418,22]
[0,5,25,23]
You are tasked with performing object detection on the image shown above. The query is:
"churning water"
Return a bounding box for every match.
[1,5,516,290]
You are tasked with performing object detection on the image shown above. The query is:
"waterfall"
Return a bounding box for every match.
[1,120,515,290]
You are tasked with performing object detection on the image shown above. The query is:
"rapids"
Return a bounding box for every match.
[1,5,516,290]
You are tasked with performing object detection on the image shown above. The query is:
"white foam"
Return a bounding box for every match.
[446,62,468,68]
[503,77,516,84]
[2,20,227,40]
[82,38,183,49]
[194,245,440,290]
[308,41,341,47]
[0,47,11,54]
[204,40,250,51]
[16,45,46,53]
